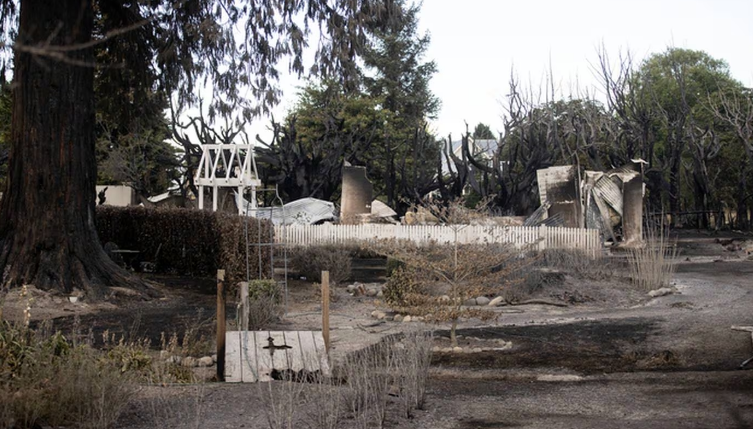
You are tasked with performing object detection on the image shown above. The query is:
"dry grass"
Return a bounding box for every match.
[255,331,434,429]
[258,372,306,429]
[341,339,393,429]
[0,320,136,429]
[392,329,434,417]
[541,248,616,280]
[304,375,344,429]
[628,223,678,291]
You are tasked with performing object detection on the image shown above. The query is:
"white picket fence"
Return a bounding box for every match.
[274,224,602,253]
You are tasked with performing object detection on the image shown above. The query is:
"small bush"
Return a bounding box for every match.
[385,257,405,277]
[248,279,281,302]
[239,279,282,330]
[383,266,424,308]
[288,245,351,284]
[332,243,382,259]
[96,206,273,282]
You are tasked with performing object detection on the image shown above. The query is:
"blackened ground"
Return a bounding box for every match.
[433,319,669,374]
[47,274,220,346]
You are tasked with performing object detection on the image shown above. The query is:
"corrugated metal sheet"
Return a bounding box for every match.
[605,165,640,182]
[592,176,623,216]
[524,201,551,226]
[238,194,337,225]
[371,200,397,218]
[591,190,616,241]
[539,212,565,227]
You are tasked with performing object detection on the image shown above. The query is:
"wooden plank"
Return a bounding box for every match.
[283,331,306,372]
[224,331,242,382]
[313,331,331,375]
[296,331,318,372]
[256,331,274,382]
[240,330,259,382]
[269,331,291,374]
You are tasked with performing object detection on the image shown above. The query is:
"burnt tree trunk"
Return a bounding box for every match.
[668,149,682,228]
[0,0,147,296]
[737,157,750,230]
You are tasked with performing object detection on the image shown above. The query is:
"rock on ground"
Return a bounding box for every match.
[648,287,674,298]
[489,296,505,307]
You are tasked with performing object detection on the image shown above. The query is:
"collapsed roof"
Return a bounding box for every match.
[235,193,337,226]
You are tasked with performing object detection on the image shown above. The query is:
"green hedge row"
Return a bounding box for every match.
[95,206,273,281]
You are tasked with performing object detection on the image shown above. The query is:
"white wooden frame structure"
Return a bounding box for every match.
[195,144,262,214]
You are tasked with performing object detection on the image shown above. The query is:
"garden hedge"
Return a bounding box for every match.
[96,206,273,281]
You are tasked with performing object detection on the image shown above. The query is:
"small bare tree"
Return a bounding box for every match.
[371,200,535,347]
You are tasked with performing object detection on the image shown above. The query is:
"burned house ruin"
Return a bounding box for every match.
[531,160,646,246]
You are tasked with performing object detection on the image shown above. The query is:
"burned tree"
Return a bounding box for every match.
[709,88,753,229]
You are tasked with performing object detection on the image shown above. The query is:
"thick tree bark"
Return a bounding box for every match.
[0,0,148,296]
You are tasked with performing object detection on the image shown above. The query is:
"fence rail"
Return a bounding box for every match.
[275,224,602,252]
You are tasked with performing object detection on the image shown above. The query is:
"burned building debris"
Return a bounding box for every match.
[531,160,647,245]
[535,165,582,228]
[340,165,373,222]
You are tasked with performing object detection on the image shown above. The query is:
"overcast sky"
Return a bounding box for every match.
[248,0,753,142]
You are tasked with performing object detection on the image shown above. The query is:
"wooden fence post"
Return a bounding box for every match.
[538,225,547,252]
[322,271,330,353]
[216,269,226,382]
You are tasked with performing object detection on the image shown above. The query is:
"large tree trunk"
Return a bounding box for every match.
[0,0,147,296]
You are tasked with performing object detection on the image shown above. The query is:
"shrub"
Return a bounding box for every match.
[239,279,283,330]
[0,321,135,429]
[369,239,534,346]
[329,242,382,259]
[96,206,273,281]
[385,257,405,277]
[288,245,351,284]
[383,266,424,308]
[248,279,281,302]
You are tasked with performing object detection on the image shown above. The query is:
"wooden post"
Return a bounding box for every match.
[240,281,249,332]
[216,269,226,381]
[322,271,330,353]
